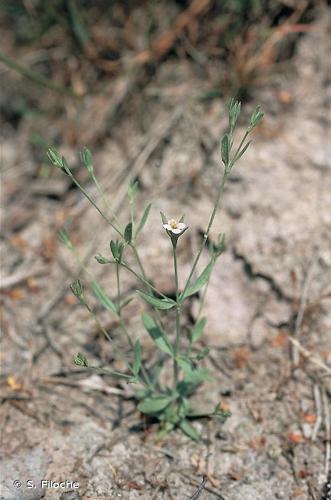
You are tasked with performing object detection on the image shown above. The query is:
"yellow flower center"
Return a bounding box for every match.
[169,219,178,229]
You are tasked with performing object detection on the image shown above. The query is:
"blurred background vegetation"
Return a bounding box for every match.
[0,0,323,148]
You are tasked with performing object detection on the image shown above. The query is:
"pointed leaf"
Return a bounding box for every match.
[119,296,134,312]
[229,99,241,132]
[180,261,214,301]
[142,313,174,356]
[81,147,94,174]
[95,254,111,264]
[248,105,264,130]
[110,240,117,259]
[189,317,207,343]
[47,147,70,175]
[235,141,251,161]
[179,419,201,441]
[135,203,151,237]
[137,290,176,310]
[57,228,73,249]
[177,356,212,384]
[70,279,84,301]
[92,282,117,313]
[74,352,89,367]
[124,222,133,244]
[160,211,167,224]
[128,180,139,202]
[221,134,230,166]
[138,396,172,414]
[132,340,142,376]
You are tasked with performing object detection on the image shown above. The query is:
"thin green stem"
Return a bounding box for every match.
[67,212,159,390]
[117,316,153,389]
[196,274,211,320]
[173,244,179,303]
[71,247,152,388]
[230,131,249,167]
[119,261,168,299]
[182,172,228,298]
[118,317,134,348]
[116,263,121,311]
[131,246,147,282]
[130,201,134,233]
[85,303,112,343]
[140,363,154,389]
[91,173,123,230]
[129,246,165,329]
[67,172,123,238]
[172,243,181,386]
[66,170,158,307]
[87,366,132,379]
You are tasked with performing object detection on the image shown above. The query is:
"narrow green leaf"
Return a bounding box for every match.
[74,352,89,367]
[190,317,207,343]
[160,211,167,224]
[128,180,139,202]
[248,105,264,130]
[57,228,73,249]
[95,253,111,264]
[92,282,117,313]
[142,313,174,356]
[177,356,212,384]
[70,279,84,301]
[235,140,251,161]
[132,340,142,376]
[221,134,229,166]
[179,419,201,441]
[119,296,134,312]
[110,240,117,259]
[81,147,93,174]
[137,290,176,310]
[135,203,152,237]
[124,222,133,244]
[109,240,124,262]
[180,261,214,301]
[138,396,172,414]
[47,146,63,168]
[229,99,241,132]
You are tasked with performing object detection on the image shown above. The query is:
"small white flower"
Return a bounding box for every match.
[163,218,188,235]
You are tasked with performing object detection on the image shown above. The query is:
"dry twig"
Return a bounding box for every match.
[288,336,331,375]
[312,384,323,441]
[0,264,47,290]
[292,255,318,366]
[322,388,331,477]
[190,475,208,500]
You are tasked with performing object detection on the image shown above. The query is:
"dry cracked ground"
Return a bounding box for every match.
[1,16,331,500]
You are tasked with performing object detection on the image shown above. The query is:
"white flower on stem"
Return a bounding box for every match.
[163,218,188,236]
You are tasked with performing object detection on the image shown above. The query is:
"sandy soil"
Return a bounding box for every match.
[1,9,330,500]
